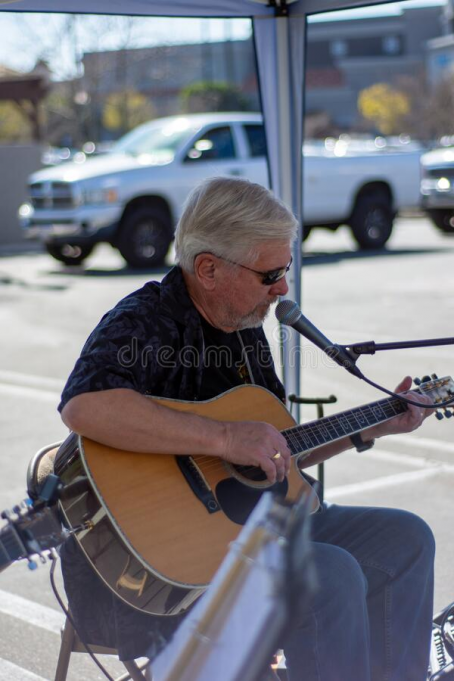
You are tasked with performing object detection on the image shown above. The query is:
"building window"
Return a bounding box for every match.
[383,36,400,55]
[330,40,348,58]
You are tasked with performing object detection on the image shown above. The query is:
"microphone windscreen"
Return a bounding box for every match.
[275,299,301,325]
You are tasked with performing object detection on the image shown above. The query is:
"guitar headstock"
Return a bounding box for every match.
[0,501,66,573]
[414,375,454,420]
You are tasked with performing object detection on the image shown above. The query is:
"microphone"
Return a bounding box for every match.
[275,299,363,378]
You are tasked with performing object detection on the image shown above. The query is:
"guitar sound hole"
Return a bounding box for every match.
[233,464,267,483]
[215,477,289,525]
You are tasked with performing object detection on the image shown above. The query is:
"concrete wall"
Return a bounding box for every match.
[0,145,43,247]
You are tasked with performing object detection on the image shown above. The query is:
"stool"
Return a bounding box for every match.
[55,614,150,681]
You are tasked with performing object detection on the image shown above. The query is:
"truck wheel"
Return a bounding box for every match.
[350,194,393,250]
[426,209,454,234]
[117,206,172,268]
[45,243,94,266]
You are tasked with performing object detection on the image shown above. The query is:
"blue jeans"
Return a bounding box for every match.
[283,504,435,681]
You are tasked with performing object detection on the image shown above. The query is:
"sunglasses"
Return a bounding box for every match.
[214,254,293,286]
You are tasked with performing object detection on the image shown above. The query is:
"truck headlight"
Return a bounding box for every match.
[82,188,119,205]
[437,177,450,191]
[18,203,33,218]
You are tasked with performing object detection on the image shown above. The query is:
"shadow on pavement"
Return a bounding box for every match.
[0,272,68,291]
[46,263,172,278]
[302,244,454,266]
[48,243,454,276]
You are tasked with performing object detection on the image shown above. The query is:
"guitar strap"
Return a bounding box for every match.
[236,330,256,385]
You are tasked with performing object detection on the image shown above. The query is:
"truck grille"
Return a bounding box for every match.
[29,181,74,209]
[426,167,454,179]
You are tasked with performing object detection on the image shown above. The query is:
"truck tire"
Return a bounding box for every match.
[45,243,94,266]
[426,209,454,234]
[349,193,394,250]
[117,206,172,268]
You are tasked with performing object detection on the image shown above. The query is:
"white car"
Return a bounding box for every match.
[19,112,422,267]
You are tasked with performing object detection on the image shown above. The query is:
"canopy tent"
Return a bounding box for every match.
[0,0,397,402]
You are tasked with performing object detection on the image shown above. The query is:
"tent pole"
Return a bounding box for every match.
[275,15,302,420]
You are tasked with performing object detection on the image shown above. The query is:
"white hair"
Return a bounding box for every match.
[174,177,298,272]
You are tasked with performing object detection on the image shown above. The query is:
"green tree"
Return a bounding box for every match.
[180,81,250,113]
[358,83,410,135]
[0,101,32,142]
[102,91,155,135]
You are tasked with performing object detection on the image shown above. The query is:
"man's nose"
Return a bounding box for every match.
[271,275,289,297]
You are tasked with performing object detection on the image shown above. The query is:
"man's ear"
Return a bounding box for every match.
[193,253,217,291]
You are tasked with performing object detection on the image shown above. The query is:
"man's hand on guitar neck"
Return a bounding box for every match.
[363,375,434,441]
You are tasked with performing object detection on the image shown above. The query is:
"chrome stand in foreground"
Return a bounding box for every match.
[150,490,317,681]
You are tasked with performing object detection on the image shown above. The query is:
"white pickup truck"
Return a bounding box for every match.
[19,113,422,267]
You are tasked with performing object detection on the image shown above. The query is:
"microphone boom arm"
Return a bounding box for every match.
[344,336,454,356]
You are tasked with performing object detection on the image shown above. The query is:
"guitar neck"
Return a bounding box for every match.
[283,394,409,456]
[0,525,24,573]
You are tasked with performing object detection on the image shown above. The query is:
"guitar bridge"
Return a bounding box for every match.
[176,456,220,515]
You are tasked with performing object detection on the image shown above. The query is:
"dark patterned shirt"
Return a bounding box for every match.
[58,266,285,662]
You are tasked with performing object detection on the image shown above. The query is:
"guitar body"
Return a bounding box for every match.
[55,385,314,616]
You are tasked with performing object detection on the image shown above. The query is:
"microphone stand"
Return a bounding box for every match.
[336,335,454,418]
[340,336,454,361]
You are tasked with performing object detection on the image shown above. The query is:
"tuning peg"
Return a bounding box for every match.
[414,377,422,386]
[435,410,444,420]
[422,376,431,384]
[444,409,453,419]
[432,374,439,380]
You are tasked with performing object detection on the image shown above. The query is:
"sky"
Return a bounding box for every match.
[0,0,447,79]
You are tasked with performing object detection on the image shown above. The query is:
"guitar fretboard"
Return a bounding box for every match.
[283,396,408,456]
[0,526,24,571]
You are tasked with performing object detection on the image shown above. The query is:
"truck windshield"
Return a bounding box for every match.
[113,119,198,158]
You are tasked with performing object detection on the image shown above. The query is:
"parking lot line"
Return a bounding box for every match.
[386,433,454,456]
[0,658,49,681]
[327,464,452,500]
[0,370,63,392]
[0,383,60,402]
[0,589,64,635]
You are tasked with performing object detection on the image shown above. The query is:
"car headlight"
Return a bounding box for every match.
[82,188,119,205]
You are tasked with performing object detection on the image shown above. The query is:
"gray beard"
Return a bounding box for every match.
[232,303,272,330]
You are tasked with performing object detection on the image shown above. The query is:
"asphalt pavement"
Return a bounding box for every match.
[0,215,453,680]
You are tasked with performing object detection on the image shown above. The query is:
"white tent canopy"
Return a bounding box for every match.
[0,0,398,399]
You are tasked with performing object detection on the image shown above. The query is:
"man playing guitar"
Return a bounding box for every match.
[58,177,434,680]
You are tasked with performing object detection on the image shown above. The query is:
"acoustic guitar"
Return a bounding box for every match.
[54,376,453,617]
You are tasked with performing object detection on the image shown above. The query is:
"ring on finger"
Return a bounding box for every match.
[272,451,282,460]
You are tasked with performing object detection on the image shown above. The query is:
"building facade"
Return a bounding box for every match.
[80,3,445,137]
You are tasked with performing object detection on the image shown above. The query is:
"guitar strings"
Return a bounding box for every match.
[184,385,443,478]
[190,403,404,476]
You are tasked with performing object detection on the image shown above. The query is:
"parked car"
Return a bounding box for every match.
[19,113,423,267]
[420,147,454,234]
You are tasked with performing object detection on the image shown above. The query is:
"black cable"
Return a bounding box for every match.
[360,374,454,410]
[49,550,115,681]
[440,601,454,661]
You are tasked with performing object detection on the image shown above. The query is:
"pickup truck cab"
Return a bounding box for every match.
[19,112,422,267]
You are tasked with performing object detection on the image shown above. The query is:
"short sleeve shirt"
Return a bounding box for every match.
[58,266,286,661]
